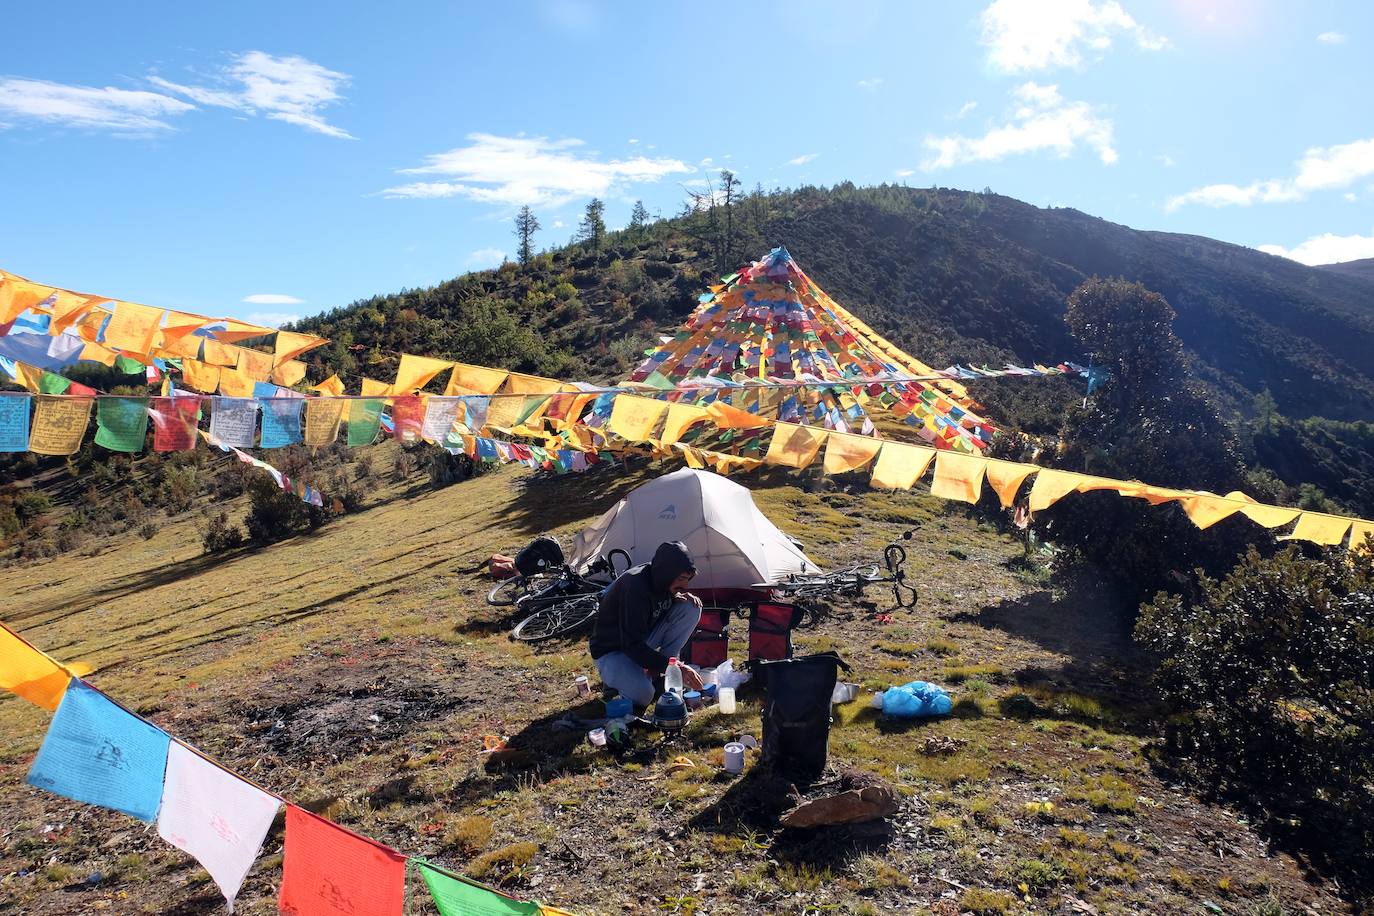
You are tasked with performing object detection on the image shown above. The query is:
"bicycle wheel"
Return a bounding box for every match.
[487,576,530,607]
[511,594,601,642]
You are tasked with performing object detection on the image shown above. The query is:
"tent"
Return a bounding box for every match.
[570,468,820,589]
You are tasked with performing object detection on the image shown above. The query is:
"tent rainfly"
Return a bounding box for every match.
[570,468,820,589]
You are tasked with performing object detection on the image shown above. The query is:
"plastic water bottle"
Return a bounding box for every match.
[665,657,684,696]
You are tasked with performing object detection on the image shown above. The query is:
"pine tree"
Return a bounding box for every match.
[513,205,540,266]
[628,200,650,238]
[577,198,606,255]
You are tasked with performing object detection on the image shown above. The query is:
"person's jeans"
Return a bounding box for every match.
[594,599,702,707]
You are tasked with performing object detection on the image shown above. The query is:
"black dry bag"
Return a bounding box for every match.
[756,651,851,778]
[514,535,564,577]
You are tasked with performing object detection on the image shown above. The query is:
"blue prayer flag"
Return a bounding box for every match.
[27,680,171,822]
[260,397,305,448]
[0,395,31,452]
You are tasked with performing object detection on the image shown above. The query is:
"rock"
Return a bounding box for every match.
[779,785,900,829]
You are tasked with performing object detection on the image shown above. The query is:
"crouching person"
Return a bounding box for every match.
[589,541,704,709]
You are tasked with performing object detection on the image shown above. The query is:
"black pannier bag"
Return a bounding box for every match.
[756,651,850,778]
[681,606,730,669]
[746,602,805,664]
[514,536,564,578]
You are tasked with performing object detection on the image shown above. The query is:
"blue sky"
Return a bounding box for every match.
[1,1,1370,326]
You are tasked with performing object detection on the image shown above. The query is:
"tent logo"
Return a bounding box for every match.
[658,504,676,520]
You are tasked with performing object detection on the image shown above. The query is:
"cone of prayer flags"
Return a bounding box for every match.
[27,680,171,822]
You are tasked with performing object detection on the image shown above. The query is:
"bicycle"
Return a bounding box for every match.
[507,549,631,642]
[763,529,918,617]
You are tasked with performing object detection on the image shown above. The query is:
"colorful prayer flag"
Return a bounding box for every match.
[930,452,987,504]
[0,394,30,452]
[821,431,882,475]
[1,621,80,710]
[279,806,406,916]
[765,422,829,470]
[94,396,150,453]
[390,395,425,443]
[150,396,200,452]
[260,396,305,448]
[303,399,345,447]
[347,398,384,447]
[28,394,93,456]
[869,440,935,490]
[983,459,1035,509]
[393,354,453,394]
[608,395,669,442]
[417,860,542,916]
[209,398,259,448]
[102,301,165,355]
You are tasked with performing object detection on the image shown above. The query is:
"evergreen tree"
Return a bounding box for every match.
[577,198,606,255]
[719,169,742,269]
[513,205,540,266]
[628,200,650,238]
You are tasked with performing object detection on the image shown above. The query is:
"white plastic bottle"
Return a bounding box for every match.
[664,657,684,695]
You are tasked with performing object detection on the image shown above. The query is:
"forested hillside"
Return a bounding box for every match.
[289,183,1374,515]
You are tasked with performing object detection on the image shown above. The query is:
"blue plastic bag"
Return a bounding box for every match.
[881,681,952,718]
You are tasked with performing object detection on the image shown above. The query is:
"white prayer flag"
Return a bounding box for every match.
[157,741,280,912]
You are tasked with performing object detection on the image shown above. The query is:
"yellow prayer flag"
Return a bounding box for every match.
[504,371,562,396]
[274,330,327,364]
[1283,512,1352,546]
[75,306,111,343]
[28,395,93,455]
[156,332,203,360]
[217,366,256,398]
[660,403,711,446]
[609,395,669,442]
[271,359,308,387]
[1180,493,1244,530]
[11,362,45,393]
[445,362,508,395]
[393,354,453,394]
[201,338,239,367]
[0,622,83,711]
[483,395,526,431]
[822,431,883,475]
[984,459,1035,508]
[0,277,56,323]
[1027,469,1091,512]
[303,399,345,447]
[180,358,221,393]
[707,400,771,430]
[1237,502,1301,528]
[234,346,274,381]
[309,374,345,397]
[930,451,988,504]
[765,422,829,470]
[102,301,165,355]
[360,377,393,398]
[675,443,707,469]
[207,318,275,344]
[48,290,97,334]
[1349,520,1374,554]
[869,440,935,489]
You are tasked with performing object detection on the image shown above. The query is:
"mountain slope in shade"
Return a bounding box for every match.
[1316,257,1374,284]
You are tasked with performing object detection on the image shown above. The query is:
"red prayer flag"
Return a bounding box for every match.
[390,395,425,444]
[150,396,200,452]
[279,805,406,916]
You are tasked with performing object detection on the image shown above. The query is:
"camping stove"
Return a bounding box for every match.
[652,691,688,731]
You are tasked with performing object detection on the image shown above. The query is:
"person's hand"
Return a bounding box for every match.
[680,665,705,691]
[678,591,703,611]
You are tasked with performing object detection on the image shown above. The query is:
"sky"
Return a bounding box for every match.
[1,1,1371,327]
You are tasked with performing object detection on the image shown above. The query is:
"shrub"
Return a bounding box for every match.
[1137,545,1374,895]
[243,475,327,545]
[200,510,244,553]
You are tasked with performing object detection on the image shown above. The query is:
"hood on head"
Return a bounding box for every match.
[650,541,696,593]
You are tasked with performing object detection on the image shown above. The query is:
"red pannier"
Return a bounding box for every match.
[747,602,806,664]
[681,606,730,669]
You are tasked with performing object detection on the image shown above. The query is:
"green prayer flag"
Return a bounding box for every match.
[347,398,384,447]
[417,862,541,916]
[643,370,675,391]
[115,355,145,375]
[94,396,150,453]
[38,372,72,395]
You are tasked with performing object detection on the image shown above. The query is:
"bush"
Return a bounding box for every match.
[243,475,328,545]
[1137,545,1374,896]
[200,510,244,553]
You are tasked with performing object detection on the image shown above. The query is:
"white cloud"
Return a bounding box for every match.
[787,153,819,166]
[383,133,690,207]
[242,293,304,305]
[922,81,1115,170]
[1345,192,1358,202]
[0,78,192,132]
[979,0,1169,73]
[895,168,916,178]
[150,51,353,138]
[628,137,639,144]
[856,77,884,90]
[1258,229,1374,266]
[466,247,507,268]
[1157,153,1176,167]
[552,219,565,229]
[1316,31,1347,45]
[245,311,302,328]
[956,101,978,119]
[1166,136,1374,211]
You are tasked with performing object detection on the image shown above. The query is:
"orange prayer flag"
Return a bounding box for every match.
[0,621,89,710]
[503,371,561,396]
[661,403,711,446]
[675,443,708,469]
[73,306,112,343]
[309,374,345,397]
[102,301,165,355]
[930,451,987,504]
[273,330,327,364]
[48,290,97,333]
[1180,493,1244,530]
[707,400,771,430]
[0,277,56,323]
[869,440,935,489]
[206,318,274,344]
[234,346,274,381]
[360,377,393,398]
[1027,468,1091,512]
[156,332,204,360]
[180,358,221,393]
[392,354,453,394]
[11,363,45,393]
[1282,512,1352,546]
[822,431,883,475]
[201,339,238,367]
[1236,500,1301,528]
[270,359,308,387]
[445,362,508,395]
[984,459,1035,508]
[217,367,256,398]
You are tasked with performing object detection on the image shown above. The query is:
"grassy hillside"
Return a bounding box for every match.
[1317,256,1374,284]
[0,454,1350,914]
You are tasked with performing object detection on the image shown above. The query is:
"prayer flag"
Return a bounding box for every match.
[421,396,464,444]
[707,400,771,430]
[157,742,280,913]
[0,277,56,324]
[78,341,120,367]
[608,395,668,442]
[271,359,308,387]
[260,396,305,448]
[503,371,560,396]
[1,621,80,710]
[48,290,96,334]
[391,395,425,443]
[115,354,146,374]
[822,431,882,475]
[206,318,275,344]
[1027,469,1091,513]
[1283,512,1352,546]
[983,459,1035,508]
[218,367,257,398]
[361,377,393,399]
[102,301,165,355]
[0,395,31,451]
[209,398,259,448]
[765,422,828,470]
[273,330,326,364]
[279,806,406,916]
[234,347,274,381]
[393,354,453,394]
[303,399,345,447]
[28,395,92,456]
[150,396,200,452]
[180,358,220,393]
[309,374,345,397]
[1180,493,1244,530]
[445,362,508,396]
[1237,501,1301,528]
[201,339,238,367]
[38,372,72,395]
[94,397,150,453]
[869,440,935,490]
[930,452,987,504]
[1349,520,1374,554]
[660,403,710,446]
[27,680,171,822]
[347,399,384,447]
[417,860,542,916]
